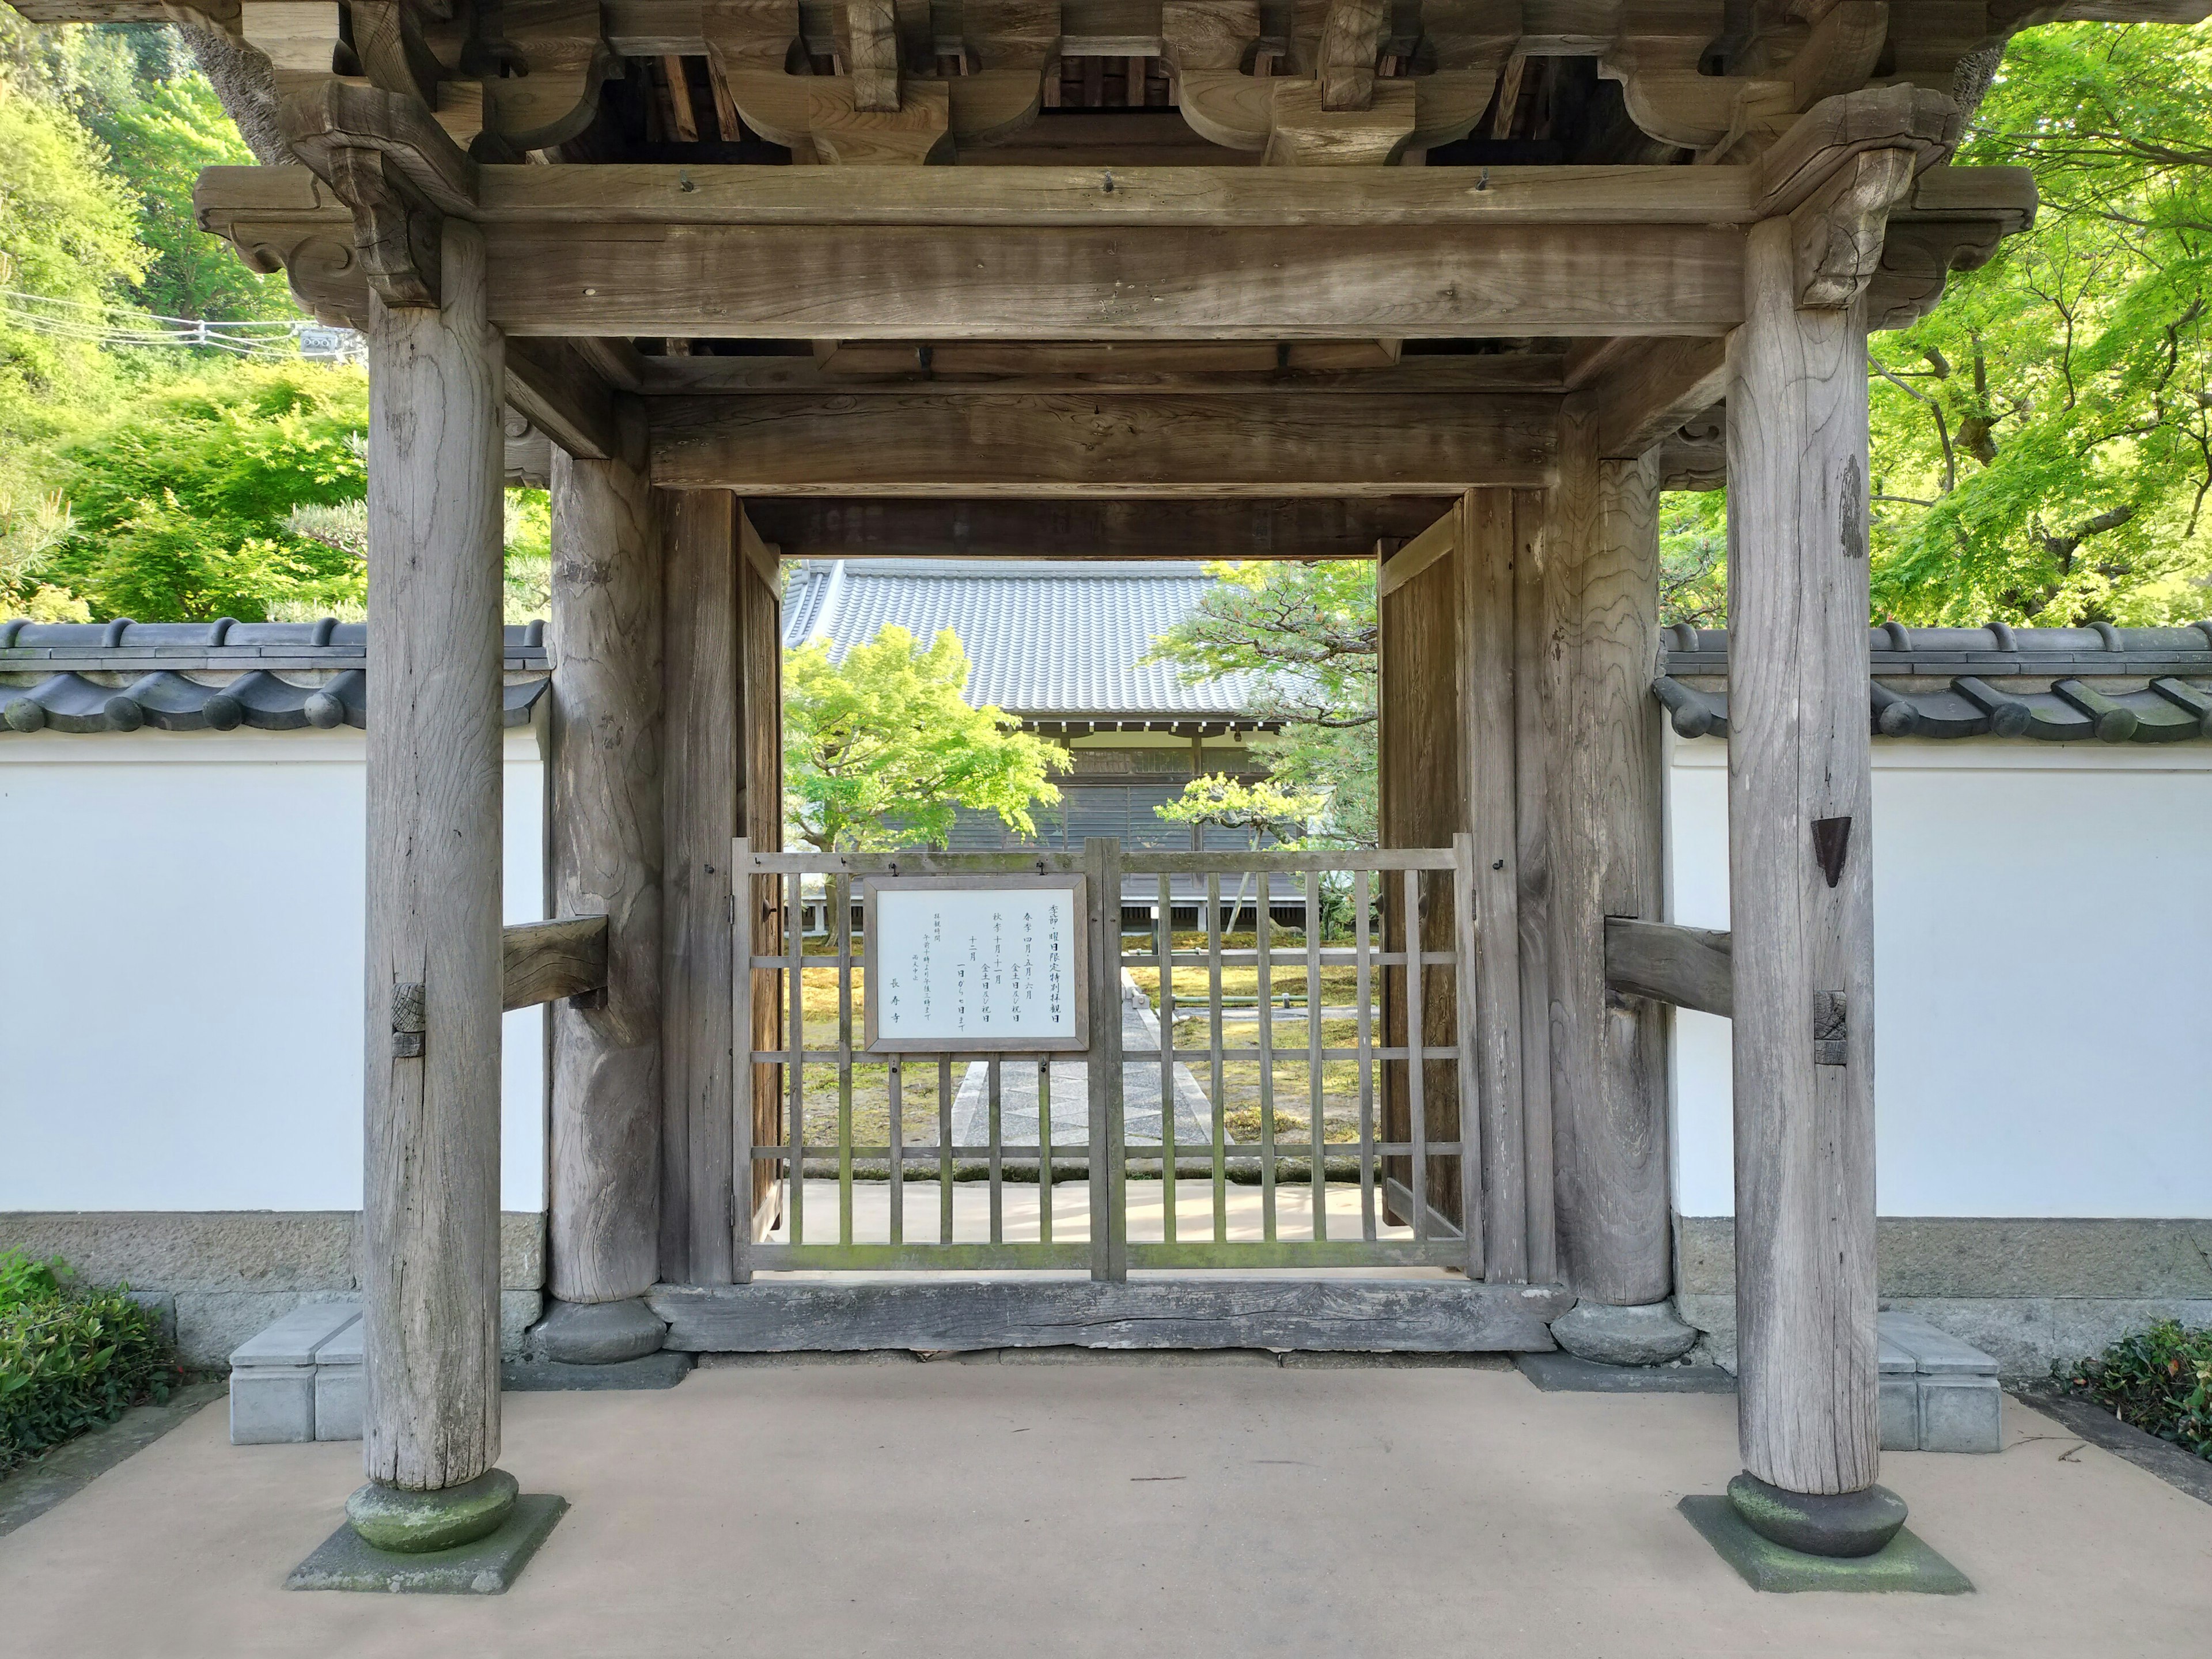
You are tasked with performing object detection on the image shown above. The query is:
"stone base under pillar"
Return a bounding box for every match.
[502,1351,693,1391]
[1677,1497,1972,1594]
[286,1495,567,1594]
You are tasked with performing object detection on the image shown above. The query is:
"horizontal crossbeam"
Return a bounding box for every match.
[742,497,1453,560]
[1603,918,1732,1018]
[649,392,1559,494]
[501,915,609,1011]
[649,1279,1574,1352]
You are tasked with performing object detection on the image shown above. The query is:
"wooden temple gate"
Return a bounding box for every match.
[22,0,2206,1573]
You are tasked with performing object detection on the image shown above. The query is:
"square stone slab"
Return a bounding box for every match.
[1517,1353,1735,1393]
[1679,1496,1972,1594]
[286,1494,567,1594]
[502,1351,694,1391]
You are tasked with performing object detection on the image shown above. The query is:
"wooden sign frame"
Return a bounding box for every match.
[861,875,1090,1054]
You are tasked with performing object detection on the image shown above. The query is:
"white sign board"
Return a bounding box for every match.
[862,877,1089,1053]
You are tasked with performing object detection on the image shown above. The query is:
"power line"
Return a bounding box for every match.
[0,289,362,362]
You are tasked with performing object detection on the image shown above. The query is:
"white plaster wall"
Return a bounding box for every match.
[0,725,547,1213]
[1666,738,2212,1219]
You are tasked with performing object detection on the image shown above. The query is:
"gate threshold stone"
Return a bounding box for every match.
[287,1495,567,1594]
[650,1279,1573,1354]
[1679,1497,1972,1594]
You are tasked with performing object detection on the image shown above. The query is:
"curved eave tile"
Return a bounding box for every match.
[1653,675,2212,744]
[2,671,547,734]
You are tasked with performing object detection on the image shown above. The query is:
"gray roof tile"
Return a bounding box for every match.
[780,560,1263,717]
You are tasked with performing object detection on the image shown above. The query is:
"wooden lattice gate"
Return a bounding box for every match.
[714,838,1558,1298]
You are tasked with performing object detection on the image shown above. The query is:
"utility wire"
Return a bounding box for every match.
[0,289,362,361]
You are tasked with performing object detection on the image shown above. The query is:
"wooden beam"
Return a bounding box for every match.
[503,337,619,461]
[1374,502,1459,597]
[361,219,505,1496]
[1590,336,1730,460]
[647,1278,1574,1352]
[546,424,661,1309]
[738,497,1455,560]
[1603,918,1732,1017]
[649,392,1559,494]
[486,222,1741,340]
[627,351,1569,395]
[454,161,1761,225]
[1727,216,1881,1498]
[502,915,615,1012]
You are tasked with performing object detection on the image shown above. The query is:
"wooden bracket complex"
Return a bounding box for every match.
[278,79,480,309]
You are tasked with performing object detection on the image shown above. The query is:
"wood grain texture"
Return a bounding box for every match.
[460,160,1762,225]
[1543,400,1669,1308]
[504,337,618,461]
[361,219,505,1493]
[1591,336,1730,460]
[738,514,786,1251]
[648,1279,1575,1351]
[502,915,612,1011]
[1604,919,1732,1017]
[1457,488,1528,1282]
[659,488,740,1285]
[1376,505,1464,1231]
[1726,217,1880,1496]
[649,392,1558,494]
[548,430,663,1304]
[487,223,1744,340]
[1509,487,1559,1284]
[741,497,1453,562]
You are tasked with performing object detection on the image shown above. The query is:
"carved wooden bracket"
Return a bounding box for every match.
[1788,143,1916,309]
[324,143,445,307]
[278,80,479,309]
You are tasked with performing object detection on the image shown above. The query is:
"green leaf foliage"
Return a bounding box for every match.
[90,71,296,324]
[1143,560,1377,847]
[44,363,371,620]
[2056,1319,2212,1463]
[784,625,1070,851]
[0,1248,183,1475]
[1868,21,2212,625]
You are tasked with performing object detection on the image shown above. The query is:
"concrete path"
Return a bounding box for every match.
[2,1364,2206,1656]
[950,975,1215,1152]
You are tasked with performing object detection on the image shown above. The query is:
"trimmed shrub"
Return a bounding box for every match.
[2056,1320,2212,1463]
[0,1249,184,1475]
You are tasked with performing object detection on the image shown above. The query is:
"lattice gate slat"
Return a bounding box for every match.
[734,838,1516,1282]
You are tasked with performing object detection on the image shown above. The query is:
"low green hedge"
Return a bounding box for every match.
[1,1249,185,1475]
[2055,1319,2212,1463]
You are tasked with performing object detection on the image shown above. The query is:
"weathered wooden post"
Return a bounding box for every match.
[1538,416,1691,1363]
[1719,209,1896,1557]
[535,406,672,1367]
[351,216,518,1550]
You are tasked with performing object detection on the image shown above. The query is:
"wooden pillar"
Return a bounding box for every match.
[547,409,663,1307]
[1543,404,1671,1307]
[660,494,783,1282]
[1726,215,1880,1497]
[660,490,741,1285]
[361,219,506,1494]
[1456,490,1528,1282]
[1509,488,1559,1285]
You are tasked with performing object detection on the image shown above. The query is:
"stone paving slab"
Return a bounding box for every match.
[3,1370,2209,1656]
